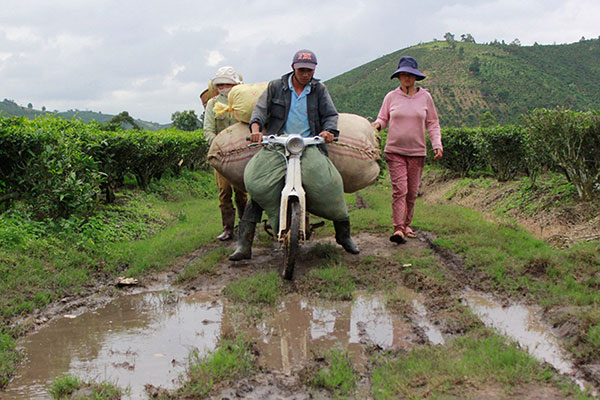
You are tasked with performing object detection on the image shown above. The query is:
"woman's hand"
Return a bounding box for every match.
[434,148,443,160]
[371,121,381,131]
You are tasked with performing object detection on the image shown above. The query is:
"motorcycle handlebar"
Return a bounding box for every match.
[246,135,338,146]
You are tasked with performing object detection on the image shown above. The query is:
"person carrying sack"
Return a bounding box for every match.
[203,66,248,241]
[229,49,360,261]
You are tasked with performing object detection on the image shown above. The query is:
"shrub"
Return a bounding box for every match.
[526,108,600,200]
[437,127,483,177]
[0,117,103,218]
[476,125,528,181]
[0,116,210,215]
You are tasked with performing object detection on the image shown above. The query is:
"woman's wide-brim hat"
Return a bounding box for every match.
[390,56,426,80]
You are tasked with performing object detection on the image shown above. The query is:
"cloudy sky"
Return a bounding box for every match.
[1,0,598,124]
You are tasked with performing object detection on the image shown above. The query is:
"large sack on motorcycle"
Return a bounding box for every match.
[206,122,258,191]
[328,113,380,193]
[301,146,348,221]
[213,82,268,123]
[244,146,348,232]
[208,113,380,193]
[243,149,285,232]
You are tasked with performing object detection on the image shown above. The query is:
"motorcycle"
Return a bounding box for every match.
[251,134,325,280]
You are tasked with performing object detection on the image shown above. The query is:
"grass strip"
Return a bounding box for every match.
[370,331,589,399]
[310,349,359,397]
[223,271,282,306]
[175,335,254,399]
[48,374,124,399]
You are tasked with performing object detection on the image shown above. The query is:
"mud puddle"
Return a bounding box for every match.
[254,293,416,374]
[463,290,594,392]
[5,287,440,398]
[5,289,224,399]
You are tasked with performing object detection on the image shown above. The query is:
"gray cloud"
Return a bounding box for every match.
[1,0,598,123]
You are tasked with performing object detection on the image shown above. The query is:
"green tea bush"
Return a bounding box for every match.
[437,127,483,177]
[476,125,528,181]
[0,116,210,217]
[0,117,103,218]
[526,108,600,200]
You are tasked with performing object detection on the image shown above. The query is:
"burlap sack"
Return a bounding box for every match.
[206,122,257,192]
[328,113,380,193]
[207,113,380,193]
[213,82,268,123]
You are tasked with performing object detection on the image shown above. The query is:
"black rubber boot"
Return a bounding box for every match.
[334,220,360,254]
[228,220,256,261]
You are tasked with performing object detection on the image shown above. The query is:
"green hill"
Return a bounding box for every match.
[0,99,170,131]
[325,38,600,127]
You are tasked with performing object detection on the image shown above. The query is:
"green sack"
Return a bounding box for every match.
[244,145,348,232]
[244,148,286,232]
[301,146,348,221]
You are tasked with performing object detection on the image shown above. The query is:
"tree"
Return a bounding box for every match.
[510,38,521,47]
[41,106,46,112]
[444,32,456,49]
[460,33,476,43]
[107,111,140,130]
[480,111,497,127]
[27,103,33,109]
[171,110,200,131]
[469,56,480,74]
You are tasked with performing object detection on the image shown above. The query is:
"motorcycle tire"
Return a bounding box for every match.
[282,198,300,280]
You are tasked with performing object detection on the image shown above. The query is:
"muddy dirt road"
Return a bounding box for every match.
[5,230,597,399]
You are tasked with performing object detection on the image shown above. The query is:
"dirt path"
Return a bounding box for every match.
[7,226,596,398]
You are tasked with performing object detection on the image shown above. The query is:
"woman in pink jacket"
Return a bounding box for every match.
[372,56,443,244]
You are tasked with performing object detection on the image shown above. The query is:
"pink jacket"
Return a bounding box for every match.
[375,87,442,157]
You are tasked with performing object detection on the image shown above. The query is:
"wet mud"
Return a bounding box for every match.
[4,231,598,398]
[5,290,223,399]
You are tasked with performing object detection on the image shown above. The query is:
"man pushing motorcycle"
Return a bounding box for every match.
[229,49,360,261]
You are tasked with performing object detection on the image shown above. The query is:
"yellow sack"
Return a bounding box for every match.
[213,82,268,123]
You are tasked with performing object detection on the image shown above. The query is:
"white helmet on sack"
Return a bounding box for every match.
[213,66,242,85]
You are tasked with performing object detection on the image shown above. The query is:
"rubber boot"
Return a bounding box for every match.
[228,220,256,261]
[216,208,235,241]
[334,220,360,254]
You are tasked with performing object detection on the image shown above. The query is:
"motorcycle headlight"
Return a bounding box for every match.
[286,136,305,154]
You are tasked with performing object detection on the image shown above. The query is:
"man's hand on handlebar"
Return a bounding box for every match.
[250,132,263,143]
[249,122,263,143]
[318,130,334,143]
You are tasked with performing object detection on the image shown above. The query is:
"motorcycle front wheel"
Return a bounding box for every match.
[282,198,300,280]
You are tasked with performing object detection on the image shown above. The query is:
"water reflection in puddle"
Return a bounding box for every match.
[463,290,573,374]
[255,294,413,373]
[6,291,426,398]
[5,291,223,400]
[412,300,445,345]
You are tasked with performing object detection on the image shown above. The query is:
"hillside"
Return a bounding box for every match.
[326,38,600,127]
[0,99,170,131]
